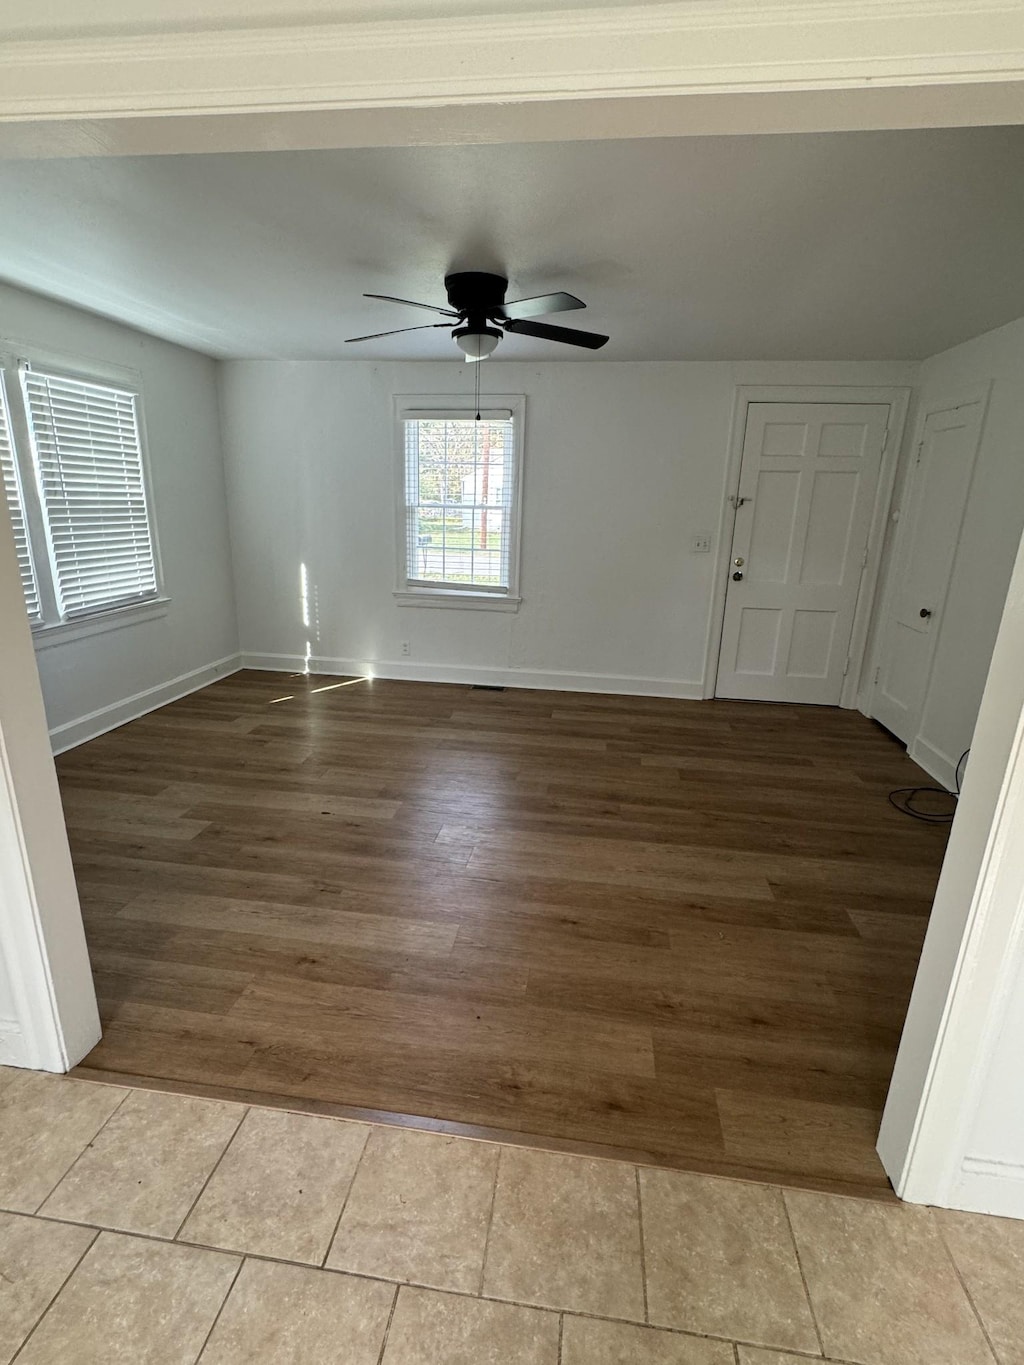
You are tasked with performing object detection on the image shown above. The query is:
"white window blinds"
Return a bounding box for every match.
[0,375,41,622]
[21,366,158,619]
[403,413,517,592]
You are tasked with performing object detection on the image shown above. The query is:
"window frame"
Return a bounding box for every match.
[393,394,525,611]
[0,369,42,624]
[0,343,168,644]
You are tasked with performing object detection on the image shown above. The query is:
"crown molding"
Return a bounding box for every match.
[7,0,1022,47]
[5,84,1024,161]
[0,0,1022,122]
[2,0,1020,44]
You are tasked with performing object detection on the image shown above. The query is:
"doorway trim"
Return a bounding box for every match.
[702,384,911,703]
[878,523,1024,1214]
[0,517,100,1072]
[1,0,1022,153]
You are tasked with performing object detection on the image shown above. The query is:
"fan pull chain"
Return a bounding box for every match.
[474,360,481,421]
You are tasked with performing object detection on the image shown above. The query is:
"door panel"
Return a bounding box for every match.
[748,471,800,582]
[802,471,859,585]
[870,398,986,744]
[789,609,836,677]
[716,402,889,704]
[735,607,782,675]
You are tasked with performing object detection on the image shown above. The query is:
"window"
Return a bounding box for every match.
[0,355,162,634]
[397,400,524,607]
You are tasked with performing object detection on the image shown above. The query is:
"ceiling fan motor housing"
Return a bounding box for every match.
[444,272,509,317]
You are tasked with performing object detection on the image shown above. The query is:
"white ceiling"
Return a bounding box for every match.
[1,126,1023,362]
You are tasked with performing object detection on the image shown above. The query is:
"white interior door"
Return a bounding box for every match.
[716,402,889,704]
[870,396,987,745]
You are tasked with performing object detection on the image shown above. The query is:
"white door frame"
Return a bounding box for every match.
[878,523,1024,1213]
[862,383,992,766]
[703,385,911,705]
[0,506,100,1071]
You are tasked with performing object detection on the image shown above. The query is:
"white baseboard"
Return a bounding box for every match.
[909,735,961,793]
[239,652,705,701]
[49,653,243,754]
[949,1156,1024,1221]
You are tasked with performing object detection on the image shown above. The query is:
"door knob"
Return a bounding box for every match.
[732,571,744,581]
[919,608,932,619]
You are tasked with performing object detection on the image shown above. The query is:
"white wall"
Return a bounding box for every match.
[220,358,914,693]
[0,282,239,748]
[909,317,1024,782]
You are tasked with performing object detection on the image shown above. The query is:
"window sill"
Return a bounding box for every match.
[394,590,521,613]
[32,597,170,650]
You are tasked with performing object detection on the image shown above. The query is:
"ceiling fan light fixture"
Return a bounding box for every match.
[453,325,502,361]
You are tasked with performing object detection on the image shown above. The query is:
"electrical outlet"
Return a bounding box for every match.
[692,535,711,553]
[400,641,411,657]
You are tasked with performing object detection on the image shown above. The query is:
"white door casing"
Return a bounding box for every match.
[0,485,100,1071]
[716,401,890,705]
[869,390,989,747]
[879,520,1024,1217]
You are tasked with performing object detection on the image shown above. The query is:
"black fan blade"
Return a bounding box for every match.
[502,317,608,349]
[345,323,453,343]
[364,293,458,317]
[497,291,585,320]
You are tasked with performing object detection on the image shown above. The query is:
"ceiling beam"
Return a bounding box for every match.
[0,0,1022,158]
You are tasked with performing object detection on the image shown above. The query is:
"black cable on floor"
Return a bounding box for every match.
[888,749,969,823]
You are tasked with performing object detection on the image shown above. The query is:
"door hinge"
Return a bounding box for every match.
[842,656,851,677]
[862,544,869,570]
[915,440,925,465]
[874,666,881,685]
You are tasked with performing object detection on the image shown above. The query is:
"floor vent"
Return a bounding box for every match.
[471,684,506,691]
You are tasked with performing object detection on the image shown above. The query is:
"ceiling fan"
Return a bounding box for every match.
[345,271,609,361]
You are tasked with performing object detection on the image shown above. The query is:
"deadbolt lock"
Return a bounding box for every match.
[734,557,745,567]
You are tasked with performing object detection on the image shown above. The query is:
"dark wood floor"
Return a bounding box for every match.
[61,670,950,1196]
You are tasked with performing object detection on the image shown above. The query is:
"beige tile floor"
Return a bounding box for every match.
[0,1066,1021,1364]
